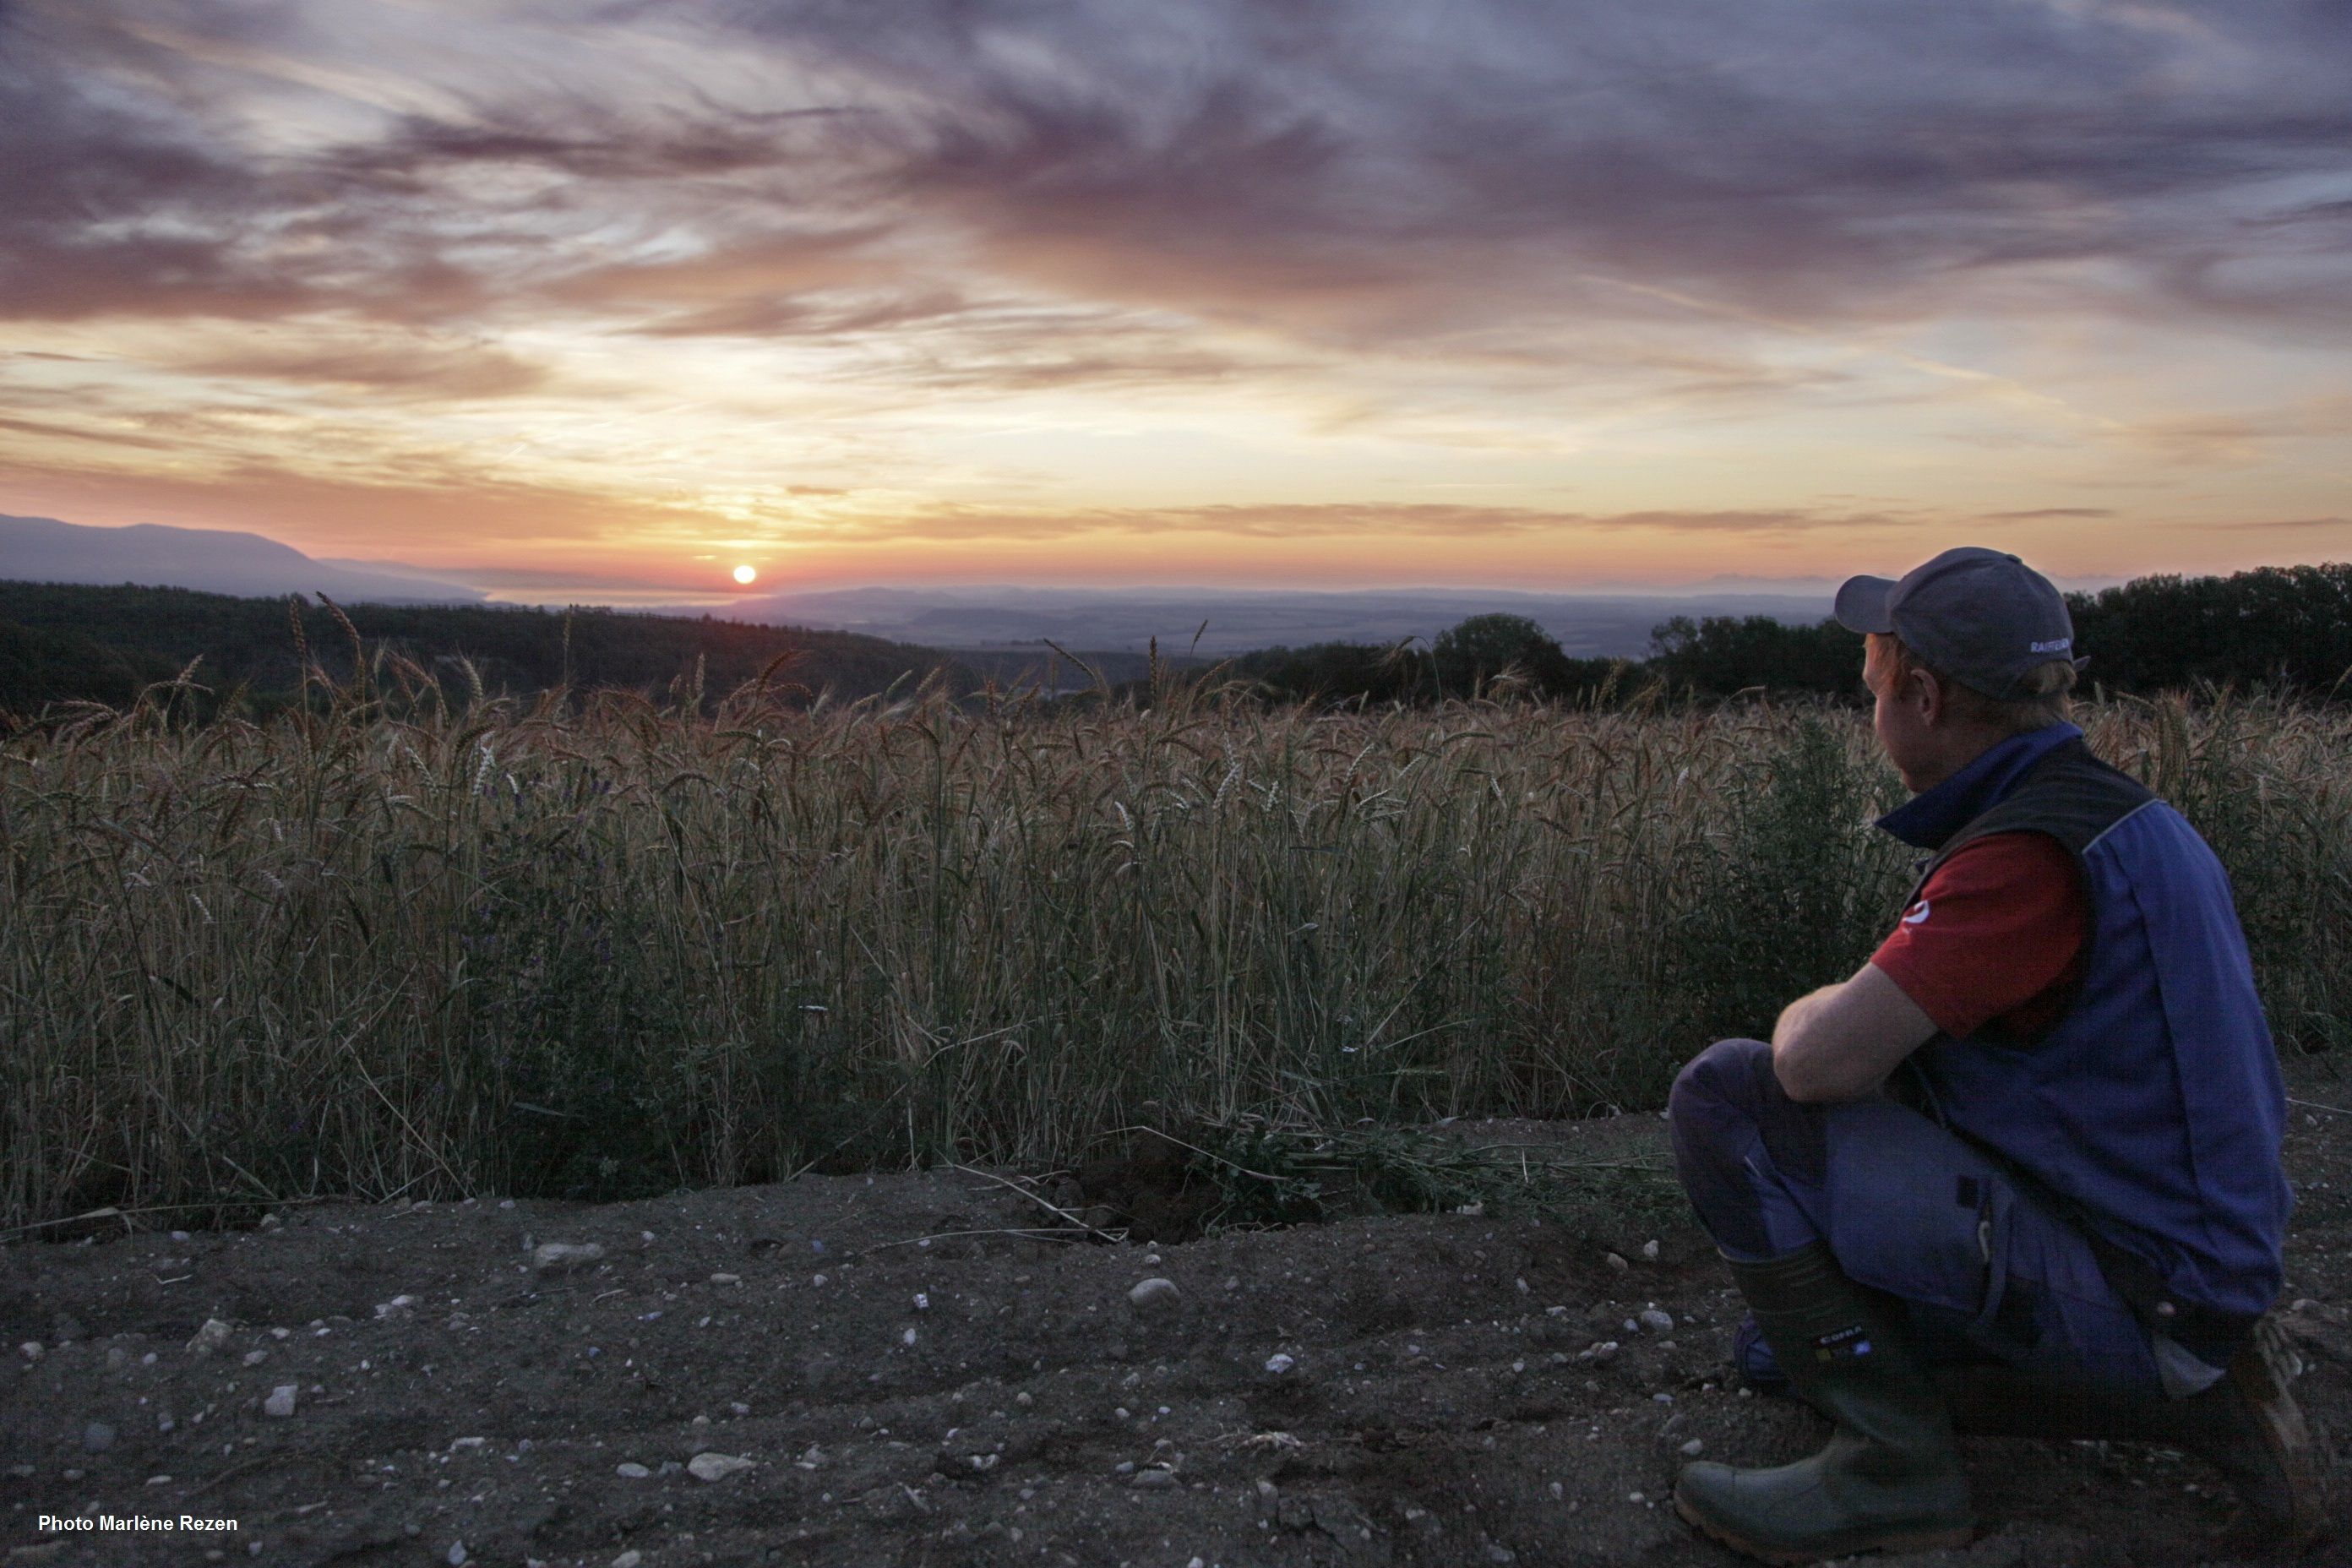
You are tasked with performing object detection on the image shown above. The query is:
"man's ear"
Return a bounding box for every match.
[1910,664,1946,727]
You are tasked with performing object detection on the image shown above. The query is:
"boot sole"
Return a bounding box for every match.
[1672,1489,1975,1565]
[2235,1315,2332,1549]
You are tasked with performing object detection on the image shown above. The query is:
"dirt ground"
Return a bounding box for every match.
[7,1061,2350,1568]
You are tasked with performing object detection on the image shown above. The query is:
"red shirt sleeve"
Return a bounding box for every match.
[1870,831,2087,1040]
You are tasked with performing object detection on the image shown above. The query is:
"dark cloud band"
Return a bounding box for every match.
[8,0,2349,348]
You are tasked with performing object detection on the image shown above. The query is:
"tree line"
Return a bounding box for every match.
[0,582,966,724]
[4,562,2346,723]
[1225,563,2352,706]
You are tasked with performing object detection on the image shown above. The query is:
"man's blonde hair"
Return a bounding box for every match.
[1865,632,2076,734]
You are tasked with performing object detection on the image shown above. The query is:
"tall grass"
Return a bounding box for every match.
[3,673,2345,1228]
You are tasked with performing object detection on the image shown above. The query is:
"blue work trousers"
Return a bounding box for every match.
[1668,1037,2166,1396]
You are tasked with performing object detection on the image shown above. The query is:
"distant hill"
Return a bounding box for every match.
[0,514,483,603]
[0,581,969,722]
[734,584,1837,659]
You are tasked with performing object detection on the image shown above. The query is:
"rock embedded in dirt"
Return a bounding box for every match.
[263,1385,297,1418]
[1605,1252,1630,1272]
[615,1462,651,1478]
[1639,1309,1674,1334]
[82,1421,116,1453]
[687,1452,754,1482]
[1129,1277,1181,1314]
[532,1242,606,1273]
[1264,1353,1296,1375]
[188,1318,233,1356]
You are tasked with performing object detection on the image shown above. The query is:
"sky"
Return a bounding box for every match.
[3,0,2349,602]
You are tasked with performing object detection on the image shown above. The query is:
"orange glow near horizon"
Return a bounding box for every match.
[3,3,2347,602]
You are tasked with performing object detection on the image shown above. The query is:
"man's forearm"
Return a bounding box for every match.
[1768,964,1939,1103]
[1771,982,1845,1054]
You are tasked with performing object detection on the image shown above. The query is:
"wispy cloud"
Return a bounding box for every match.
[3,0,2348,587]
[168,339,549,399]
[741,502,1914,546]
[17,2,2351,341]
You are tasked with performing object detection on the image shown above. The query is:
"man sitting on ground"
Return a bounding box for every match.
[1664,547,2325,1563]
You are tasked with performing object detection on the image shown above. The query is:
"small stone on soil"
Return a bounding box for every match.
[263,1386,297,1418]
[688,1452,754,1482]
[531,1242,605,1273]
[1129,1278,1181,1314]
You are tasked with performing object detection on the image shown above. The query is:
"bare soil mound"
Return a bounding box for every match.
[7,1070,2349,1568]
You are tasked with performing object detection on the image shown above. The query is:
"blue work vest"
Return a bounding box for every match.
[1878,723,2290,1345]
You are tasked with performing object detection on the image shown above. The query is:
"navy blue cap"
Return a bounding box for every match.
[1834,547,2079,700]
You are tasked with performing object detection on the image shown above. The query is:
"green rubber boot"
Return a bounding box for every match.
[1938,1315,2330,1554]
[1674,1243,1975,1565]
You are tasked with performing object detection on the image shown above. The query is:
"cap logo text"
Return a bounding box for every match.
[2028,638,2072,654]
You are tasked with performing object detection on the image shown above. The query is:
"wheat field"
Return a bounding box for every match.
[4,672,2346,1230]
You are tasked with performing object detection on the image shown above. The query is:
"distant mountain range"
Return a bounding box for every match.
[3,513,1867,660]
[727,585,1838,660]
[1,514,484,603]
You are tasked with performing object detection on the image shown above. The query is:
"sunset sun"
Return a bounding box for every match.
[732,564,757,585]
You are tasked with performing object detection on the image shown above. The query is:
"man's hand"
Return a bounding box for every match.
[1771,961,1938,1103]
